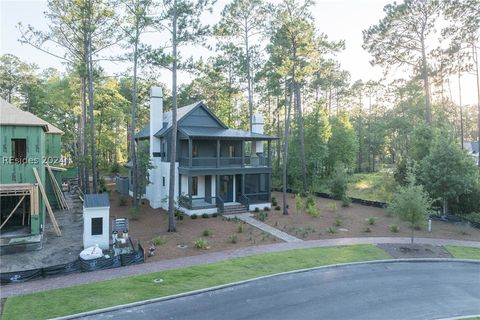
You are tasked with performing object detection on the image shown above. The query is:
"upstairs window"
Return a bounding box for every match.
[11,139,26,163]
[228,145,235,157]
[192,143,198,157]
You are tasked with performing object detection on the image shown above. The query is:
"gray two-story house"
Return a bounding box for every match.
[130,87,276,215]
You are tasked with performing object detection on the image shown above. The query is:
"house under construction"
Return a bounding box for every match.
[0,98,65,253]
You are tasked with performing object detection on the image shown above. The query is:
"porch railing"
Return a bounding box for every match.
[238,193,250,210]
[178,195,216,209]
[245,192,269,203]
[179,156,270,168]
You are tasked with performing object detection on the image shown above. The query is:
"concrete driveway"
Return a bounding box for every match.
[75,261,480,320]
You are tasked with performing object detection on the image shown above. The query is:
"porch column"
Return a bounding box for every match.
[215,175,220,200]
[188,175,192,206]
[216,139,220,168]
[267,140,271,167]
[241,140,245,167]
[178,173,182,197]
[241,174,245,195]
[188,138,193,167]
[268,173,272,202]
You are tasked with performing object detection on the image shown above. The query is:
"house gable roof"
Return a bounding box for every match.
[135,101,227,140]
[0,98,63,134]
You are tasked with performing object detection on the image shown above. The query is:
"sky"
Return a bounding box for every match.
[0,0,477,106]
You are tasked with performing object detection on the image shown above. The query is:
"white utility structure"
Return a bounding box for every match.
[83,193,110,250]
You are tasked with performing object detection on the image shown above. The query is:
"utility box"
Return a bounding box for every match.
[83,194,110,250]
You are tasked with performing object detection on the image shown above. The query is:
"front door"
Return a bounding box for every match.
[219,175,233,202]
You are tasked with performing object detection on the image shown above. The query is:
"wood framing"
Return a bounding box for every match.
[46,163,69,210]
[33,167,62,236]
[0,195,26,230]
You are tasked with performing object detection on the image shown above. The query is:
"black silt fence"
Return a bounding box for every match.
[1,242,145,285]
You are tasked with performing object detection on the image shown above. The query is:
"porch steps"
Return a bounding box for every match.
[222,204,248,215]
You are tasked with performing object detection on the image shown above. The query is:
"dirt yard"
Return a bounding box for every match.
[109,187,276,262]
[260,192,480,242]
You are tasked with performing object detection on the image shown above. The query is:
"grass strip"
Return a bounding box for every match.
[3,245,389,320]
[444,245,480,260]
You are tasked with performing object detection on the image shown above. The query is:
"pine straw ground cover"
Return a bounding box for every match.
[263,192,480,241]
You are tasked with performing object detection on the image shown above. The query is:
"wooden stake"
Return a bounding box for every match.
[0,195,26,230]
[33,167,62,236]
[46,164,69,210]
[46,163,65,209]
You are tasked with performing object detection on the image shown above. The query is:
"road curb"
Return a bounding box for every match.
[53,259,480,320]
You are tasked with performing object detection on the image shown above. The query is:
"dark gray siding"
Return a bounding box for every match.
[180,107,223,128]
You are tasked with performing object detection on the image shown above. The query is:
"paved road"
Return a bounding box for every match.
[77,261,480,320]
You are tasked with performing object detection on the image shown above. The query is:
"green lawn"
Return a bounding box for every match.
[445,246,480,259]
[3,245,389,320]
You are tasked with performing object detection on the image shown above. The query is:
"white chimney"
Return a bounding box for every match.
[252,113,264,155]
[150,86,163,157]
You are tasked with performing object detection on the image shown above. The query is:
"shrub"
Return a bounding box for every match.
[118,195,128,206]
[275,205,281,211]
[175,210,184,220]
[193,239,209,249]
[330,166,348,200]
[367,217,376,225]
[257,211,268,221]
[465,212,480,224]
[327,227,337,234]
[306,193,316,208]
[98,177,107,193]
[306,203,320,217]
[264,206,270,211]
[334,218,342,227]
[191,214,198,219]
[128,206,141,220]
[237,224,244,233]
[152,236,167,246]
[212,213,218,218]
[294,193,305,215]
[229,234,238,244]
[111,162,120,175]
[341,196,352,207]
[201,213,209,219]
[363,227,372,233]
[389,224,399,233]
[202,229,211,237]
[328,203,337,212]
[254,207,260,213]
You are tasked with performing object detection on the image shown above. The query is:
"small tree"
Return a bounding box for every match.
[419,136,478,215]
[135,140,153,203]
[294,193,305,215]
[330,166,348,200]
[388,173,431,244]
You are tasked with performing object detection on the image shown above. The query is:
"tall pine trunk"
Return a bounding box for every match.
[82,73,89,194]
[473,43,480,167]
[245,21,253,132]
[282,81,293,215]
[131,25,140,207]
[86,1,97,193]
[295,82,307,192]
[168,0,178,232]
[421,35,432,124]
